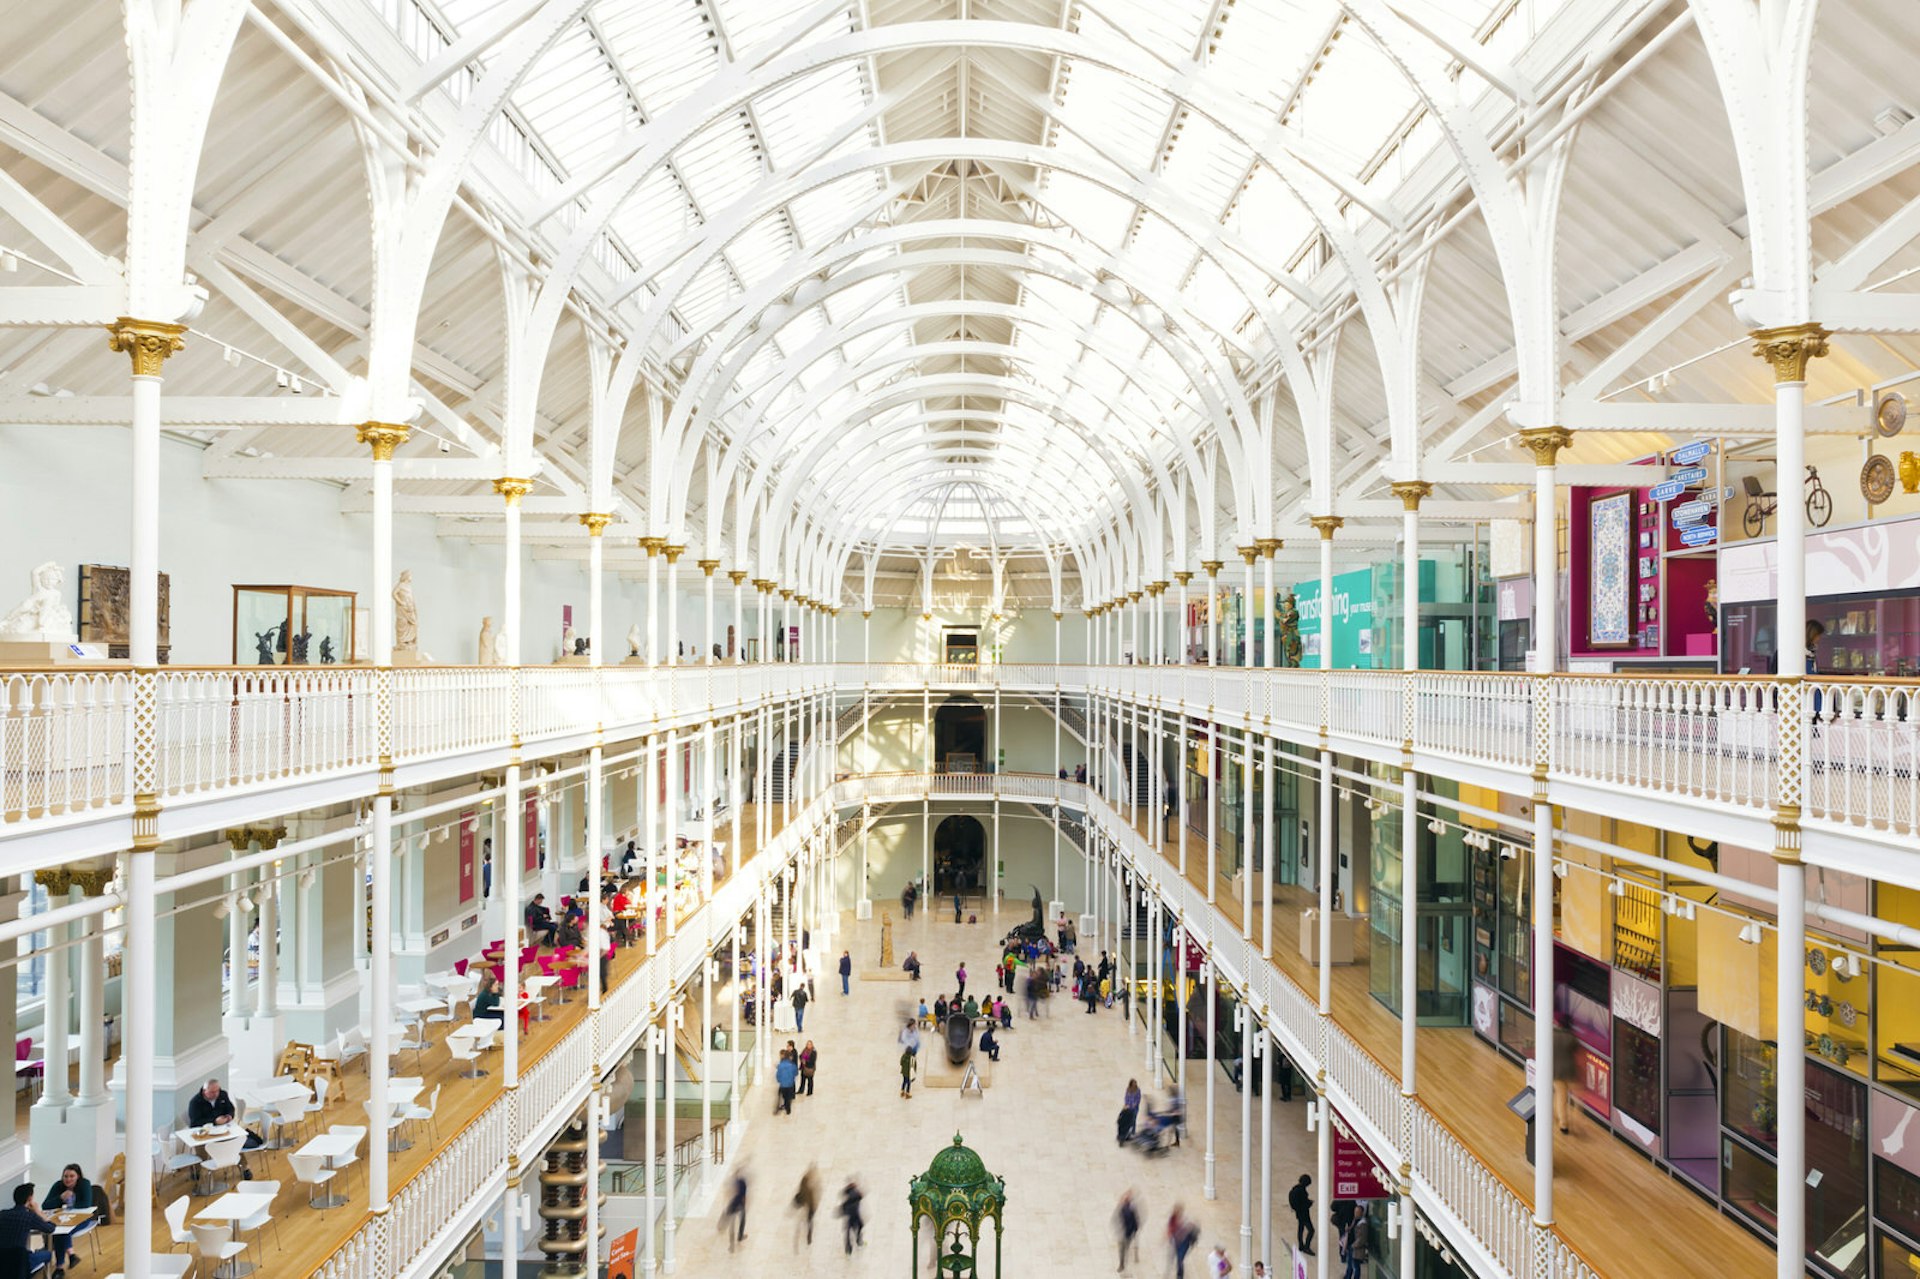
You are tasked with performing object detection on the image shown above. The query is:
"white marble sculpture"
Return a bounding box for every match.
[627,623,642,658]
[478,616,498,666]
[559,624,575,661]
[0,562,76,641]
[393,570,419,649]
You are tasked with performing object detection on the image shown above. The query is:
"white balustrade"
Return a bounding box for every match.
[1805,679,1919,835]
[155,667,376,797]
[392,667,511,761]
[6,661,1918,850]
[1415,672,1530,767]
[0,671,129,823]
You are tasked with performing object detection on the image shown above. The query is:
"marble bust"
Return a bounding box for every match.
[0,561,76,641]
[393,570,419,649]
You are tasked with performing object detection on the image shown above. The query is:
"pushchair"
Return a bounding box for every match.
[1127,1096,1187,1156]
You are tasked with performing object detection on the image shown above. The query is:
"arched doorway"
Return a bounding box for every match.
[932,815,987,897]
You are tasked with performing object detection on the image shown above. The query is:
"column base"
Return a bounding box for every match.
[30,1096,118,1184]
[278,969,363,1048]
[226,1013,286,1083]
[855,898,872,921]
[0,1136,25,1189]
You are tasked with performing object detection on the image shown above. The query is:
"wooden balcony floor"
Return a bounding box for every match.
[75,802,788,1279]
[1123,808,1773,1278]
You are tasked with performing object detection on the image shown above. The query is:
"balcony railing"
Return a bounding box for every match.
[3,663,1913,848]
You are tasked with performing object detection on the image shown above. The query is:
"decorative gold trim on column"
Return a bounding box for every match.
[1238,545,1259,564]
[1309,515,1343,540]
[1751,323,1830,383]
[578,513,614,537]
[1389,480,1433,512]
[1257,538,1282,556]
[1173,571,1193,585]
[132,793,162,853]
[1146,583,1165,598]
[663,544,685,564]
[752,578,774,593]
[1770,806,1803,865]
[1200,560,1224,576]
[356,422,412,461]
[34,869,73,895]
[1052,611,1063,621]
[1127,590,1142,603]
[492,477,534,506]
[728,570,748,586]
[1515,426,1573,468]
[70,868,114,897]
[107,317,187,376]
[698,558,721,575]
[863,610,874,620]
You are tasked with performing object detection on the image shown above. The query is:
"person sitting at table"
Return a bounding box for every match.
[621,840,639,877]
[188,1079,264,1150]
[0,1183,58,1278]
[525,894,556,946]
[41,1164,93,1267]
[472,974,505,1022]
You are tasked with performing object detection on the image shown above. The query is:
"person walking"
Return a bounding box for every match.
[791,1165,819,1248]
[774,1050,798,1114]
[902,882,916,919]
[955,962,968,999]
[722,1173,748,1252]
[838,1179,866,1253]
[1341,1212,1369,1279]
[1118,1078,1142,1145]
[1207,1244,1232,1278]
[792,983,809,1032]
[1023,970,1040,1020]
[1289,1174,1315,1255]
[899,1017,922,1056]
[799,1041,818,1096]
[1552,1018,1577,1134]
[900,1046,917,1098]
[1115,1190,1142,1272]
[1276,1051,1294,1103]
[1168,1205,1200,1279]
[838,949,852,995]
[953,891,963,923]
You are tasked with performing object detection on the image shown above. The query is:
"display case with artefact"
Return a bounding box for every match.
[231,585,356,665]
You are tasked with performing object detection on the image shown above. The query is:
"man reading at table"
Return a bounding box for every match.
[0,1183,59,1278]
[188,1079,265,1150]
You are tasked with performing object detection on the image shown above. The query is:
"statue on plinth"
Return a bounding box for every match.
[478,616,501,665]
[880,909,894,968]
[627,624,642,658]
[560,624,575,660]
[1278,592,1303,668]
[393,570,419,649]
[0,562,75,642]
[253,629,277,665]
[319,636,336,664]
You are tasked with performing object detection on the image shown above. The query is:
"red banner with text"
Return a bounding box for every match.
[524,794,539,872]
[458,811,476,904]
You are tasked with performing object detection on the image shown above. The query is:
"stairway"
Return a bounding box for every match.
[767,740,803,803]
[1119,741,1151,808]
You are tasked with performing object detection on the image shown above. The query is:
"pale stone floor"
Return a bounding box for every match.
[666,906,1317,1277]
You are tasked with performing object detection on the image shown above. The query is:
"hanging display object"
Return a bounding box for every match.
[1862,454,1896,505]
[1900,451,1919,495]
[1876,391,1907,438]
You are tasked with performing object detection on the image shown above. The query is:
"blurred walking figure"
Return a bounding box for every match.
[838,1178,866,1253]
[1114,1189,1142,1272]
[791,1165,819,1248]
[1207,1243,1232,1277]
[1167,1204,1200,1279]
[721,1172,749,1252]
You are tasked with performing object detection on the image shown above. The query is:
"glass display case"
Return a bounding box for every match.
[232,585,356,665]
[1720,590,1920,676]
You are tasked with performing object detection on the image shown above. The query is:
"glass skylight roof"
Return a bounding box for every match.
[367,0,1568,554]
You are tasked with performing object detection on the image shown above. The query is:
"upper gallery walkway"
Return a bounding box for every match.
[5,661,1911,863]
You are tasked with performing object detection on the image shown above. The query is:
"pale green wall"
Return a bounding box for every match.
[834,607,1090,665]
[833,806,1091,915]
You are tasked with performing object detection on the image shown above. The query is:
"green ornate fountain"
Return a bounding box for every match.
[909,1133,1006,1279]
